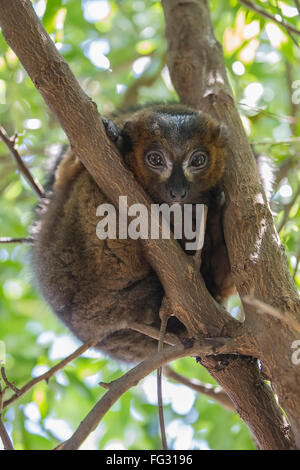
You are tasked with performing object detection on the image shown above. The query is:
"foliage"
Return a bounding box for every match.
[0,0,299,450]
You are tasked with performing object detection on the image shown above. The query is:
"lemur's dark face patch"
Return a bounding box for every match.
[119,104,229,204]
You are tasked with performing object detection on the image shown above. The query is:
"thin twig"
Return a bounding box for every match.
[0,380,14,450]
[277,184,300,233]
[0,418,14,450]
[243,295,300,334]
[251,137,300,146]
[238,101,298,124]
[275,157,300,188]
[157,311,169,450]
[128,321,181,345]
[0,368,20,395]
[121,53,166,108]
[164,365,235,412]
[0,125,45,199]
[3,339,98,409]
[0,237,34,245]
[238,0,300,38]
[271,0,300,48]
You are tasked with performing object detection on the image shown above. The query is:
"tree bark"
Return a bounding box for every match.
[0,0,299,449]
[162,0,300,448]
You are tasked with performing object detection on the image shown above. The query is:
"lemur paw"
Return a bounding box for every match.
[102,118,119,142]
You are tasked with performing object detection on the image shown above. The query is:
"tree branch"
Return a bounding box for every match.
[275,156,300,188]
[163,365,235,412]
[127,321,182,345]
[251,137,300,146]
[0,0,240,343]
[238,0,300,38]
[243,294,300,334]
[0,125,45,199]
[0,237,34,245]
[277,184,300,233]
[0,0,298,450]
[0,419,13,450]
[60,338,235,450]
[2,339,98,409]
[162,0,298,449]
[0,377,14,450]
[0,368,20,395]
[121,53,166,108]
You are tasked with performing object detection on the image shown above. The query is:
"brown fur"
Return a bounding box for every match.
[33,104,235,362]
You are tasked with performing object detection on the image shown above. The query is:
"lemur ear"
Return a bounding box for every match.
[101,117,135,156]
[210,122,231,148]
[118,118,145,155]
[121,118,144,136]
[121,119,135,138]
[116,120,136,155]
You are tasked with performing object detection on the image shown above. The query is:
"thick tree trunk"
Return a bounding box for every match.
[0,0,299,449]
[162,0,300,448]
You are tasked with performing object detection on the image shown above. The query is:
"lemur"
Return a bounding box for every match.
[32,103,260,362]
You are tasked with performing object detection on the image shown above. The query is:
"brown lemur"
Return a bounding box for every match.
[32,103,242,362]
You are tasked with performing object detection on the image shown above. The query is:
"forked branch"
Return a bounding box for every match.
[0,126,45,199]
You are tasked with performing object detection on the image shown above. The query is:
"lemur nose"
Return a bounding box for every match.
[169,188,187,201]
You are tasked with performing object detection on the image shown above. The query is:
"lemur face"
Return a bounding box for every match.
[118,104,229,204]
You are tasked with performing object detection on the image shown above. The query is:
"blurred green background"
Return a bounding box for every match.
[0,0,299,450]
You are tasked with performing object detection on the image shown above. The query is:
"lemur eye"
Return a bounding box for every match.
[146,152,165,168]
[189,152,207,169]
